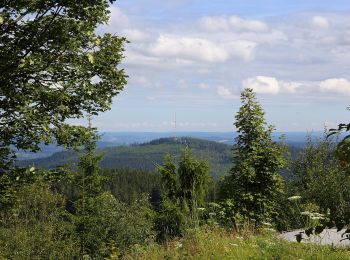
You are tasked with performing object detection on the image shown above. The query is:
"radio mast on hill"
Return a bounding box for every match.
[173,112,177,141]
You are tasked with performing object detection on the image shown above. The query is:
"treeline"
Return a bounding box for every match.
[18,137,233,179]
[19,136,304,180]
[102,168,161,205]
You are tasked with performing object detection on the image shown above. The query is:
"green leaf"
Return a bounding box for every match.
[18,59,26,68]
[0,16,3,24]
[336,222,345,232]
[87,53,94,64]
[305,227,313,237]
[295,233,303,243]
[314,225,325,235]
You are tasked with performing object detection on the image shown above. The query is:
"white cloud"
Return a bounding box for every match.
[178,79,187,89]
[243,76,280,94]
[242,76,302,94]
[123,51,163,67]
[129,75,161,88]
[279,81,301,93]
[105,7,151,43]
[217,86,237,99]
[177,122,218,127]
[122,29,150,42]
[198,83,210,89]
[108,6,131,28]
[199,15,269,32]
[149,35,256,62]
[311,16,330,29]
[320,78,350,94]
[149,35,227,62]
[242,76,350,96]
[197,68,211,74]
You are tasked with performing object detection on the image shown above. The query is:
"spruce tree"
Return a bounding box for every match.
[156,148,210,240]
[75,116,105,256]
[223,88,286,225]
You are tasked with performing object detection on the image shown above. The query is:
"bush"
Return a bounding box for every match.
[154,200,188,243]
[0,181,80,259]
[280,134,350,230]
[75,192,155,257]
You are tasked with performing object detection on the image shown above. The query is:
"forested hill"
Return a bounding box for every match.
[18,137,232,179]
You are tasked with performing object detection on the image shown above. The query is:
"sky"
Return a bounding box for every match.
[91,0,350,132]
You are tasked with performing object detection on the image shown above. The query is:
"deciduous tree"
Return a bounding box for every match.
[0,0,127,168]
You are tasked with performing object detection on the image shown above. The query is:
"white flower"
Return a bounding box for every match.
[288,195,302,201]
[310,216,324,220]
[174,242,183,249]
[263,228,276,232]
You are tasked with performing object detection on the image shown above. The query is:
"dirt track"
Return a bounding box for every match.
[279,229,350,247]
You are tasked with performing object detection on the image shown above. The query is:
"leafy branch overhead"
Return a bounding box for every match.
[0,0,127,167]
[328,123,350,169]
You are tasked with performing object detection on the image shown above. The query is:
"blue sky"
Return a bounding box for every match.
[91,0,350,132]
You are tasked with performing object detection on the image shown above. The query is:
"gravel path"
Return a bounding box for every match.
[279,229,350,247]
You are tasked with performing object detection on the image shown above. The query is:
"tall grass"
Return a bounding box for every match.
[125,226,350,260]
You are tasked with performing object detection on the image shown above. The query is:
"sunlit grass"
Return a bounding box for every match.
[125,226,350,260]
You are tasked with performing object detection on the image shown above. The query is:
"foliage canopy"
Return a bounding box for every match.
[0,0,127,168]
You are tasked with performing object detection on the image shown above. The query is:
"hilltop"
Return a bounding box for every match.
[18,137,232,179]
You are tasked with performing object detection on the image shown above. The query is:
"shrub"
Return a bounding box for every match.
[0,181,80,259]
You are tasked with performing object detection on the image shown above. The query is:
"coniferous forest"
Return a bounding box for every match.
[1,1,350,259]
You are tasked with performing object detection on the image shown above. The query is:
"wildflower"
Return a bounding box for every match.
[208,202,220,208]
[288,195,302,201]
[174,242,183,249]
[310,216,324,220]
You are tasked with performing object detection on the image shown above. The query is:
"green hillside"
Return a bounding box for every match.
[18,137,232,179]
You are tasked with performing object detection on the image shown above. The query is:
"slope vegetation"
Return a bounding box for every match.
[19,137,232,179]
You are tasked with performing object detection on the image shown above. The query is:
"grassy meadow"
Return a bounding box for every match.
[126,227,350,260]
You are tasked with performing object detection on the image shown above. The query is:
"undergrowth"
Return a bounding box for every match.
[124,226,350,260]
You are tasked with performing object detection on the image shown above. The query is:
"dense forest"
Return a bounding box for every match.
[19,136,304,180]
[18,137,232,179]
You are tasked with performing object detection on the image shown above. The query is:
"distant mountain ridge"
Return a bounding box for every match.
[18,137,232,179]
[16,131,324,160]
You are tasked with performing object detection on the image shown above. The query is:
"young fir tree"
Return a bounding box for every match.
[75,116,105,256]
[158,148,210,209]
[221,88,286,225]
[156,148,210,241]
[177,148,210,209]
